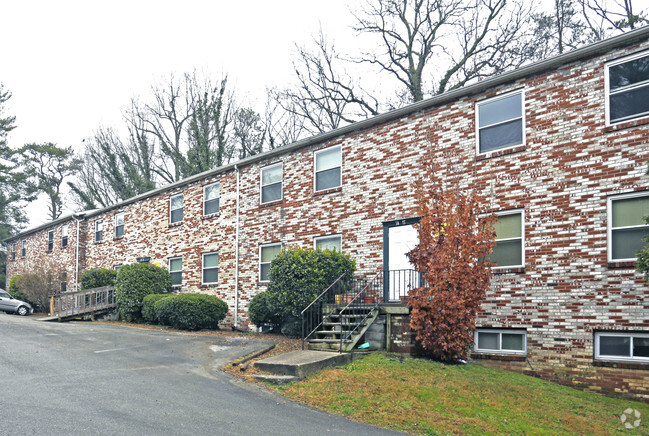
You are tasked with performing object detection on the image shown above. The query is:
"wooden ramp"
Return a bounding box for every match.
[42,287,117,321]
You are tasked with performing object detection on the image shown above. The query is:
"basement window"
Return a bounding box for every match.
[475,329,527,354]
[606,51,649,125]
[595,332,649,363]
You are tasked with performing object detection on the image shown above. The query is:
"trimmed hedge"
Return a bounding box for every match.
[154,293,228,331]
[81,268,117,290]
[141,293,171,323]
[115,263,172,322]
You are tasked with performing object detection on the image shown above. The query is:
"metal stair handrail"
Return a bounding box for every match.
[301,273,349,350]
[338,270,382,352]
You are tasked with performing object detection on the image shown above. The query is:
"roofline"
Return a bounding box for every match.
[3,210,93,244]
[8,25,649,239]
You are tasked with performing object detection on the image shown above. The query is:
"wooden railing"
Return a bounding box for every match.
[50,286,117,320]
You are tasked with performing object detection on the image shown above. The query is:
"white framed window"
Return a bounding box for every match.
[314,234,342,252]
[475,329,527,354]
[169,256,182,287]
[314,145,342,192]
[21,240,26,257]
[114,264,123,271]
[259,242,282,282]
[595,332,649,363]
[114,212,125,238]
[61,224,69,248]
[95,219,103,242]
[47,230,54,251]
[489,209,524,268]
[170,193,184,224]
[11,243,15,260]
[202,252,219,285]
[260,162,283,204]
[204,182,220,215]
[476,90,525,154]
[605,51,649,125]
[608,192,649,262]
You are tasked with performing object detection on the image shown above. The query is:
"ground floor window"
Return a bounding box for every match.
[595,332,649,362]
[260,243,282,282]
[169,257,182,286]
[314,234,342,251]
[202,252,218,285]
[474,329,526,354]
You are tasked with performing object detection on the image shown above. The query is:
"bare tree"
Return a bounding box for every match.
[532,0,589,59]
[578,0,648,40]
[354,0,533,100]
[275,31,380,135]
[263,91,307,150]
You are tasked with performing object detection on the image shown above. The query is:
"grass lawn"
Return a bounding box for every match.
[276,353,649,435]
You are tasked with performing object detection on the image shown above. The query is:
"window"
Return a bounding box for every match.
[11,243,15,260]
[314,146,342,192]
[114,264,123,271]
[204,182,220,215]
[202,252,219,284]
[60,271,67,293]
[169,257,182,287]
[595,332,649,362]
[608,192,649,262]
[61,224,69,248]
[606,51,649,124]
[47,230,54,251]
[489,210,524,268]
[21,240,26,257]
[95,219,103,242]
[259,243,282,282]
[314,234,342,252]
[261,163,283,204]
[114,212,124,238]
[475,329,527,354]
[170,193,183,224]
[476,91,524,153]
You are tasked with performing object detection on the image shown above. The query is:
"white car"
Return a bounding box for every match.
[0,289,33,316]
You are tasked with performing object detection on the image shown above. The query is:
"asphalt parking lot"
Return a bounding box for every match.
[0,313,402,435]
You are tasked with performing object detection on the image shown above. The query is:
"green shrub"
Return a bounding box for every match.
[115,263,172,322]
[81,268,117,290]
[252,247,355,335]
[154,293,228,330]
[141,293,171,323]
[8,275,30,303]
[249,291,281,330]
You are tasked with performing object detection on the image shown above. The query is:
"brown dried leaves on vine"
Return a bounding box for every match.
[407,175,496,362]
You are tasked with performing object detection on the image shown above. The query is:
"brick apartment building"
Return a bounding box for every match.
[5,27,649,399]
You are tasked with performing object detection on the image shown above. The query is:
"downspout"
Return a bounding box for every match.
[73,213,83,292]
[234,164,240,329]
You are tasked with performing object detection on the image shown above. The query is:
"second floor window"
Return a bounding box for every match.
[95,219,103,242]
[606,51,649,124]
[170,193,184,224]
[61,224,69,247]
[314,146,342,192]
[47,230,54,251]
[204,183,220,215]
[21,240,26,257]
[114,212,125,238]
[261,163,283,204]
[11,243,15,260]
[476,91,524,154]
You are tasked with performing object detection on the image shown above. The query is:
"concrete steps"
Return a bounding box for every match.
[253,350,357,383]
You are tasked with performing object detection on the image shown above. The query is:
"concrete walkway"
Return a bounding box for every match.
[254,350,365,383]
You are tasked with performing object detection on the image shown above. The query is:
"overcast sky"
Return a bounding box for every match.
[0,0,356,226]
